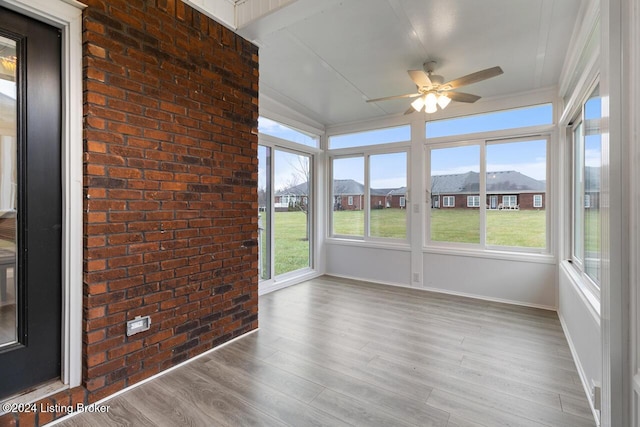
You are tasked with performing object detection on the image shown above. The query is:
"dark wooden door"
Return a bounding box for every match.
[0,6,62,399]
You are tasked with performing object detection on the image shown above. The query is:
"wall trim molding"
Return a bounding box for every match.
[0,0,85,391]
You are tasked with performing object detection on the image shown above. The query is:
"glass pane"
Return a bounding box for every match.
[486,139,547,249]
[430,145,480,244]
[332,157,364,236]
[329,125,410,149]
[0,36,17,348]
[369,152,407,239]
[258,117,318,148]
[258,146,271,280]
[573,122,584,263]
[274,150,311,275]
[584,87,601,284]
[426,103,553,138]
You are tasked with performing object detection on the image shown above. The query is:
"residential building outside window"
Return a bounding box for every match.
[427,105,551,252]
[329,126,409,242]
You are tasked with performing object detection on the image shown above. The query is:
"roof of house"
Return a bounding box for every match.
[276,171,548,198]
[431,171,545,194]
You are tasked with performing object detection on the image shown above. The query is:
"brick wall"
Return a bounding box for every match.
[1,0,259,425]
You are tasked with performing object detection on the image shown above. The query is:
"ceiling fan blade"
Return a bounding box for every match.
[446,91,481,103]
[444,66,503,89]
[408,70,432,88]
[366,92,421,103]
[404,106,416,115]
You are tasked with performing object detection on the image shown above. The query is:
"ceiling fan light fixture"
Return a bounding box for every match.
[437,94,451,109]
[424,92,438,113]
[411,95,425,112]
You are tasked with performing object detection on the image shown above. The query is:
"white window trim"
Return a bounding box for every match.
[467,195,480,207]
[399,196,406,207]
[503,195,517,207]
[426,136,550,254]
[329,148,409,243]
[347,196,354,206]
[443,196,455,207]
[0,0,85,394]
[533,194,543,208]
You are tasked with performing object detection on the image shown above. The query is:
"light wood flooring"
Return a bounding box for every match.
[58,276,595,427]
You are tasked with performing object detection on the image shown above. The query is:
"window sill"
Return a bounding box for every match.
[560,259,600,318]
[325,237,411,251]
[423,245,556,264]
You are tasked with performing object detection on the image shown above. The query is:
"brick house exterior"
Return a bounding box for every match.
[431,171,546,210]
[1,1,259,426]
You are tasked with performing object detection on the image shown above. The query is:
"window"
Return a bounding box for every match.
[258,116,318,148]
[502,195,517,208]
[429,138,548,251]
[258,146,272,280]
[487,139,546,249]
[571,84,601,288]
[467,196,480,207]
[533,194,543,208]
[329,125,410,149]
[331,150,408,241]
[442,196,456,207]
[274,150,312,276]
[369,152,407,238]
[426,103,553,138]
[259,118,318,283]
[430,145,480,244]
[332,156,364,237]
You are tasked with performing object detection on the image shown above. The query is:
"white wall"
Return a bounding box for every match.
[325,243,411,287]
[558,262,602,420]
[423,252,557,309]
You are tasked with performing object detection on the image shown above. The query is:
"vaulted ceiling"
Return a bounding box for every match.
[236,0,585,127]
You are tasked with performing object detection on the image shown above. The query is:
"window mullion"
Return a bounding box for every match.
[480,142,487,248]
[364,154,370,239]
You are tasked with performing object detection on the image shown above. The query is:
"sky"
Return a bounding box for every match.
[258,101,601,192]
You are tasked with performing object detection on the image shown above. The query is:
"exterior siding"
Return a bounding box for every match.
[1,1,259,425]
[334,195,364,210]
[432,193,546,209]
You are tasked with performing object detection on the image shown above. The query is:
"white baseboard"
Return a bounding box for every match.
[558,312,601,426]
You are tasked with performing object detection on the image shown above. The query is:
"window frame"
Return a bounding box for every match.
[533,194,543,208]
[467,195,480,208]
[257,125,321,289]
[569,80,601,295]
[502,195,517,208]
[328,146,410,243]
[426,135,550,254]
[442,196,456,208]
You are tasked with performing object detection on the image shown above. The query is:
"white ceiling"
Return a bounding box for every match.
[237,0,585,127]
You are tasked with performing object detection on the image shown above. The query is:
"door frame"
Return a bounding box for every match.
[0,0,84,393]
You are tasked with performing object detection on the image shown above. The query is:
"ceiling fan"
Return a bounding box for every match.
[366,61,503,114]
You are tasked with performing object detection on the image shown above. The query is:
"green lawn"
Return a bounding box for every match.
[262,208,548,277]
[274,211,309,276]
[332,209,407,238]
[431,209,546,248]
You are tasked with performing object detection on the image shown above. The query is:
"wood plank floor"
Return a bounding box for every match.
[58,276,596,427]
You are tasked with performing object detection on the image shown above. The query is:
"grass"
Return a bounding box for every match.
[261,208,549,277]
[431,209,546,248]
